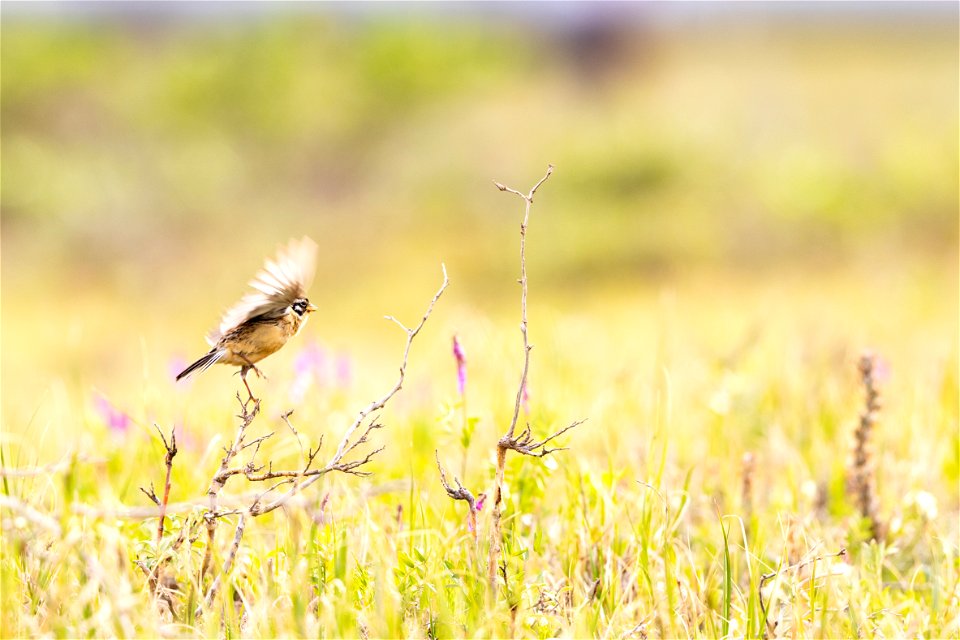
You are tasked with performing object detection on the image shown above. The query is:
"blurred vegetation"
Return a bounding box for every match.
[2,6,957,390]
[1,4,957,638]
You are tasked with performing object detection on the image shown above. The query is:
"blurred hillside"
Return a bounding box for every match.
[1,3,957,403]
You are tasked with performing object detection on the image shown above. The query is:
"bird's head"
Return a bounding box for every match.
[291,298,318,317]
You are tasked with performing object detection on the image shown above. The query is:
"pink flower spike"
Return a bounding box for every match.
[475,493,486,512]
[452,335,467,395]
[93,393,132,435]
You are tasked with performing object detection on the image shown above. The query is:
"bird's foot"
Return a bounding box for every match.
[238,358,268,381]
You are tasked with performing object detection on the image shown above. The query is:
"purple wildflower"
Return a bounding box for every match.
[452,335,467,395]
[93,394,132,435]
[336,354,352,388]
[475,493,486,512]
[294,341,327,378]
[290,342,327,404]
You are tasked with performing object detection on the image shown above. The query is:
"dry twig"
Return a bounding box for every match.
[201,394,260,578]
[487,165,583,596]
[153,425,178,548]
[244,264,448,518]
[435,451,482,540]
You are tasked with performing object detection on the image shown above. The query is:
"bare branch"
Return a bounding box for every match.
[153,424,178,549]
[487,165,583,598]
[140,483,161,506]
[330,264,448,465]
[280,410,308,461]
[435,451,476,510]
[202,396,259,578]
[436,451,484,542]
[501,420,585,458]
[246,265,448,519]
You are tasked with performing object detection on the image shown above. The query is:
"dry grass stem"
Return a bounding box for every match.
[759,547,847,637]
[848,352,885,541]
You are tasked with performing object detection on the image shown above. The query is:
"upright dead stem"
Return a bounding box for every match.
[155,426,178,548]
[848,352,885,541]
[488,165,583,598]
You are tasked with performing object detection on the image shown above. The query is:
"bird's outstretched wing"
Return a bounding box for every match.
[207,236,318,345]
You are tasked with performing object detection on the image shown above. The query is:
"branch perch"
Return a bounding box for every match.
[245,264,448,518]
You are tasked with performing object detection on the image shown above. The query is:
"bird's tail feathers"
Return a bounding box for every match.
[176,350,225,381]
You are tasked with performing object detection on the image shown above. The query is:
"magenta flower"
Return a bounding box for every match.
[93,393,132,435]
[294,341,327,379]
[336,354,352,388]
[290,342,327,404]
[452,335,467,395]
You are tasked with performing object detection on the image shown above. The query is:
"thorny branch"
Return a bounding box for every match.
[487,165,583,598]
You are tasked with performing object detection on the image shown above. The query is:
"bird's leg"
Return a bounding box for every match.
[239,366,259,406]
[239,355,268,381]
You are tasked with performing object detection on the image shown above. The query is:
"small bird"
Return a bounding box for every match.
[176,237,318,400]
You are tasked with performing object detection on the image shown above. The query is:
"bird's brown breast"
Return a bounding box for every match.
[218,313,303,366]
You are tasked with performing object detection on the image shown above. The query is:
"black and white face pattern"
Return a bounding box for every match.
[291,298,311,316]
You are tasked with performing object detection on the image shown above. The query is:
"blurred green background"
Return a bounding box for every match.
[1,2,957,436]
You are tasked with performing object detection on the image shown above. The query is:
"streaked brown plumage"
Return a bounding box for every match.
[176,237,318,400]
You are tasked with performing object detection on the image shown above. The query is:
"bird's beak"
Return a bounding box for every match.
[306,303,318,313]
